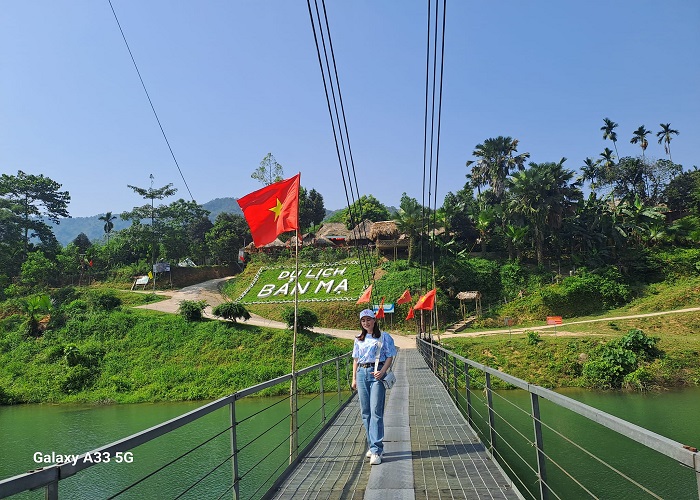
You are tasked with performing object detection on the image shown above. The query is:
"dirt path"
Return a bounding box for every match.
[133,278,416,349]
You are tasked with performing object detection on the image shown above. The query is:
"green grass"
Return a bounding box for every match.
[0,307,352,405]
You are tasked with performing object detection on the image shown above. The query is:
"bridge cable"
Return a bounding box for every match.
[306,0,377,293]
[108,0,196,203]
[421,0,447,331]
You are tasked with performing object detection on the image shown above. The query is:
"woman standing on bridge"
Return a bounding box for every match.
[351,308,397,465]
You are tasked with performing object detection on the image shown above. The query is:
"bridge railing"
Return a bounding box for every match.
[0,352,354,500]
[417,337,700,500]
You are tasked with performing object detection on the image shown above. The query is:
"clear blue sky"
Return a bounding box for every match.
[1,1,698,218]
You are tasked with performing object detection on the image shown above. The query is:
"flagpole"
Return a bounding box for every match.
[289,214,300,464]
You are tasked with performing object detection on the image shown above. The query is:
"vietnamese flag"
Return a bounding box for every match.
[396,289,412,305]
[413,288,437,311]
[237,174,300,247]
[376,297,385,319]
[356,284,372,304]
[405,307,415,320]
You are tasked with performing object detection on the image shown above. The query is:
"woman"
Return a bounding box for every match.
[351,308,397,465]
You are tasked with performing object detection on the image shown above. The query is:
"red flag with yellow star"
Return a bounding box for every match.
[237,174,300,247]
[413,288,437,311]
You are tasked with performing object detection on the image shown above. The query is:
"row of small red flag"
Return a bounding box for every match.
[356,285,436,320]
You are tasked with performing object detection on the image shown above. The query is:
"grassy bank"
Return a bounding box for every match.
[0,305,352,405]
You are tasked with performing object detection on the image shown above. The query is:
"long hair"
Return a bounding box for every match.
[357,322,381,342]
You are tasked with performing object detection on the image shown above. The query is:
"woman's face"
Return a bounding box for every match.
[360,316,375,330]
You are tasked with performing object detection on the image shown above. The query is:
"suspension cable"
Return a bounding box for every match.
[107,1,196,203]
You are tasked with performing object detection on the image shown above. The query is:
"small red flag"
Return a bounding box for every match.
[405,307,415,320]
[376,297,385,319]
[413,288,437,311]
[237,174,300,247]
[356,284,372,304]
[396,289,412,304]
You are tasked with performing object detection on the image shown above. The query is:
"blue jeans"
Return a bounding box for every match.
[356,365,386,455]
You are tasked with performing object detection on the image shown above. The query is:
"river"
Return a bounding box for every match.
[1,388,699,498]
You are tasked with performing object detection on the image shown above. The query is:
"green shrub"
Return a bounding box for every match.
[178,300,208,322]
[212,302,251,323]
[526,331,541,345]
[282,307,319,331]
[61,365,95,393]
[86,291,122,311]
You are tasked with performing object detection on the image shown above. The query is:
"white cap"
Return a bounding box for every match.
[359,308,375,319]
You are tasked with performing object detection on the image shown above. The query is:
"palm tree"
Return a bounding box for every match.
[630,125,651,157]
[98,211,117,244]
[656,123,679,161]
[580,157,601,189]
[601,117,620,159]
[507,158,582,265]
[466,136,530,203]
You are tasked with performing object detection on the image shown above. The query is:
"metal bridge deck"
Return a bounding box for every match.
[271,348,521,499]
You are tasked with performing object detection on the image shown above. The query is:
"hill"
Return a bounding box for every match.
[49,197,246,247]
[49,197,346,247]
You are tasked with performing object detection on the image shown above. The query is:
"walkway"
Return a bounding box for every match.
[271,348,522,499]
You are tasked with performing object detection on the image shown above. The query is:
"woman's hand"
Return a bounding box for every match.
[372,370,385,380]
[351,378,357,390]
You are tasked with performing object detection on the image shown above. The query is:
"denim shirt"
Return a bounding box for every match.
[352,332,397,364]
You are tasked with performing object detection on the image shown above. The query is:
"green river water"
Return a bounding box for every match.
[1,388,699,499]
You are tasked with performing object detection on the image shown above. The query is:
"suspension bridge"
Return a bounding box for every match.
[2,336,698,499]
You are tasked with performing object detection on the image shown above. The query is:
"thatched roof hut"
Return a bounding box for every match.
[370,220,399,240]
[316,222,351,245]
[349,220,374,242]
[287,233,315,247]
[312,236,335,247]
[262,238,286,248]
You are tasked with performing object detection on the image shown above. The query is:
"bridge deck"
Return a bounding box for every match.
[271,348,522,499]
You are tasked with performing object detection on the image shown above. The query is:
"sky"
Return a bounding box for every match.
[1,1,699,218]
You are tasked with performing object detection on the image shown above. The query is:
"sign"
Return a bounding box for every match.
[135,276,149,286]
[153,262,170,273]
[373,303,394,314]
[504,317,515,326]
[546,316,562,325]
[238,249,246,263]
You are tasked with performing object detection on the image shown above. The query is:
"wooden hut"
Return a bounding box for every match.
[456,291,482,318]
[370,220,408,258]
[349,220,374,246]
[316,222,352,246]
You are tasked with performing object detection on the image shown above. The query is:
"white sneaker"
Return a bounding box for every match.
[369,453,382,465]
[365,450,372,458]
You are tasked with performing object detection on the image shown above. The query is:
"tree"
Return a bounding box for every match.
[601,117,620,159]
[125,176,177,265]
[345,195,390,227]
[99,212,117,243]
[630,125,651,157]
[664,168,700,214]
[0,170,70,261]
[251,153,284,186]
[71,233,92,254]
[656,123,679,161]
[393,193,424,263]
[158,199,213,264]
[466,136,530,203]
[206,212,251,265]
[507,158,582,265]
[299,187,326,231]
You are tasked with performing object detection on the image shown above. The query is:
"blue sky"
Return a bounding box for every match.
[1,1,698,218]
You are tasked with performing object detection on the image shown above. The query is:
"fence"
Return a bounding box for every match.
[0,353,353,500]
[417,338,700,499]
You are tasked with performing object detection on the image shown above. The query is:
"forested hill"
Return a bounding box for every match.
[50,197,244,247]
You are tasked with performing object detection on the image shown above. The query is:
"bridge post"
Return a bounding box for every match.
[530,393,549,500]
[464,362,473,427]
[452,355,458,398]
[485,372,496,456]
[229,398,240,500]
[319,366,326,423]
[336,359,342,407]
[45,480,58,500]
